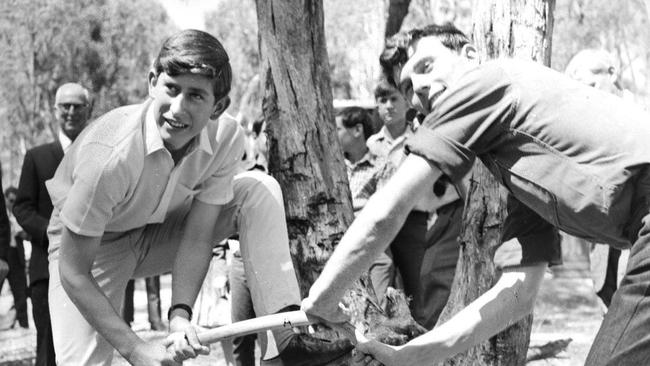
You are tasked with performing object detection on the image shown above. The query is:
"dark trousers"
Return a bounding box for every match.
[586,212,650,365]
[123,276,163,329]
[389,201,461,330]
[1,244,29,327]
[596,247,622,307]
[229,252,257,366]
[32,279,55,366]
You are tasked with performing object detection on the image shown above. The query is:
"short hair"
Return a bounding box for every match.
[337,107,374,140]
[565,49,618,76]
[379,23,470,86]
[374,77,402,99]
[55,83,92,105]
[152,29,232,100]
[4,186,18,198]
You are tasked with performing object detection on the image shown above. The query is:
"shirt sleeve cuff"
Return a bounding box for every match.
[405,127,475,183]
[58,211,105,237]
[196,175,235,205]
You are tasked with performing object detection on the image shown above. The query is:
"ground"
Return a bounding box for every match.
[0,272,603,366]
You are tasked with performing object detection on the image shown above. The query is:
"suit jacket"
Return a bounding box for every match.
[14,140,64,285]
[0,178,10,262]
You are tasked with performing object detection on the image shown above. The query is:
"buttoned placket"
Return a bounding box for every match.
[146,141,202,223]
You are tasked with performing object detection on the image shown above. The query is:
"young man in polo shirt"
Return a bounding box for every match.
[302,23,650,366]
[47,29,351,365]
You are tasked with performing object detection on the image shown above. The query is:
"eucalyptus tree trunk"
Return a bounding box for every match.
[437,1,555,365]
[385,0,412,38]
[255,3,423,364]
[255,0,352,298]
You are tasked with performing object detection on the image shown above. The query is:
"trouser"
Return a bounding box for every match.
[122,276,163,328]
[388,200,461,330]
[48,171,302,365]
[586,212,650,365]
[31,279,56,366]
[368,250,395,309]
[230,251,257,366]
[595,247,621,307]
[1,242,29,327]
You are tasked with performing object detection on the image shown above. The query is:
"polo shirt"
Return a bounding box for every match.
[46,99,244,249]
[406,59,650,264]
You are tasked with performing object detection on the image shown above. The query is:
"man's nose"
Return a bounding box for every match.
[411,75,430,95]
[169,94,186,115]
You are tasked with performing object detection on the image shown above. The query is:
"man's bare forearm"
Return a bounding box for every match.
[391,264,547,365]
[59,229,143,359]
[171,200,224,320]
[60,264,143,358]
[171,237,213,314]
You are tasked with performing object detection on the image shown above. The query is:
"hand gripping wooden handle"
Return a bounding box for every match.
[196,310,357,346]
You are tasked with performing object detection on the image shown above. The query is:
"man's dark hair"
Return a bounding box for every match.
[152,29,232,100]
[379,23,470,86]
[337,107,374,140]
[374,77,402,99]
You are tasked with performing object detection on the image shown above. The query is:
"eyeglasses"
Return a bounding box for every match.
[56,103,88,112]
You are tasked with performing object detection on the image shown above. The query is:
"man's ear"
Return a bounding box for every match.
[211,95,231,120]
[147,70,158,98]
[461,44,478,62]
[85,97,95,119]
[608,66,618,82]
[352,123,364,138]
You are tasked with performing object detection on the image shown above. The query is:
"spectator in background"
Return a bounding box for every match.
[368,78,414,169]
[1,186,29,329]
[250,116,268,172]
[122,277,165,331]
[0,171,13,327]
[13,82,92,366]
[564,49,631,310]
[336,106,394,308]
[367,79,461,329]
[565,49,623,96]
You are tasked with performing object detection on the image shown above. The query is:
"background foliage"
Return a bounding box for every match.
[1,0,648,186]
[0,0,174,183]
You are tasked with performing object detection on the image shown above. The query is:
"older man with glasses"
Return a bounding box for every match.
[13,82,92,366]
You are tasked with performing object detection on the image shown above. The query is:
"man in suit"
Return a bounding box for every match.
[0,169,11,306]
[2,186,29,329]
[13,82,92,366]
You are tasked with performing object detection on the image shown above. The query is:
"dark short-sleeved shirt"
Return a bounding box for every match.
[406,59,650,265]
[46,100,244,250]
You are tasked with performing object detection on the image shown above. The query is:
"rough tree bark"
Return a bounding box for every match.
[385,0,412,38]
[255,0,352,298]
[436,1,555,366]
[255,3,426,363]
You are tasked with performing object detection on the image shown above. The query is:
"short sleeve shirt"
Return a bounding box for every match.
[46,100,244,249]
[345,152,384,214]
[406,59,650,264]
[367,124,415,172]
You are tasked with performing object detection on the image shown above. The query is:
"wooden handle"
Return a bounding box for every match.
[197,310,314,345]
[196,310,359,346]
